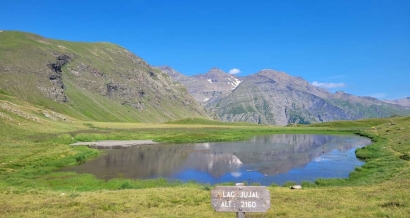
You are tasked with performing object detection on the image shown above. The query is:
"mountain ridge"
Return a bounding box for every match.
[161,66,410,125]
[1,30,408,126]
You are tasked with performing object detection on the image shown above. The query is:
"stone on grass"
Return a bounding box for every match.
[290,185,302,190]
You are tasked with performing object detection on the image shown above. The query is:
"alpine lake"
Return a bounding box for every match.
[62,134,371,185]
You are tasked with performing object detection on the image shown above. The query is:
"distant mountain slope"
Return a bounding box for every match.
[207,70,349,125]
[383,97,410,107]
[162,67,410,125]
[0,31,209,122]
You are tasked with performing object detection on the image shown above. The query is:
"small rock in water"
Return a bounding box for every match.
[290,185,302,190]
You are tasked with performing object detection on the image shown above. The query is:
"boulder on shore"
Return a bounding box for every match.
[290,185,302,190]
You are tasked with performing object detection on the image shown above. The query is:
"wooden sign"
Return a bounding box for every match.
[211,185,270,213]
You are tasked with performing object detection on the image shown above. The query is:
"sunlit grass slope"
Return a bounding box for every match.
[0,31,208,123]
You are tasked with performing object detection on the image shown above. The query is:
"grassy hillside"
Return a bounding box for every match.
[0,31,209,122]
[0,92,409,217]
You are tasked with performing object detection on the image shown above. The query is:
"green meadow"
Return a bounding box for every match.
[0,94,409,217]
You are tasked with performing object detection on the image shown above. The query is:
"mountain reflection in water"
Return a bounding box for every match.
[62,134,371,185]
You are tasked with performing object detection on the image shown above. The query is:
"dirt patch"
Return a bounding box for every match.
[70,140,158,149]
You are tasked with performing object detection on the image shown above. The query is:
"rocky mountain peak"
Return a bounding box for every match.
[335,91,347,95]
[204,68,228,78]
[208,67,225,73]
[195,68,240,85]
[251,69,330,99]
[334,91,355,99]
[159,66,242,105]
[257,69,306,84]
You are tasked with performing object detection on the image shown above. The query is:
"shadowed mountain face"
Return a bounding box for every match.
[162,67,410,126]
[0,31,209,122]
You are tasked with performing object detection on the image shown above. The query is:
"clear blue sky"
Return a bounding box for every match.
[1,0,409,99]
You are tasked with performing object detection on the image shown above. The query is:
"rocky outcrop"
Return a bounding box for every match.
[47,54,72,73]
[46,54,74,102]
[0,102,40,122]
[41,110,71,122]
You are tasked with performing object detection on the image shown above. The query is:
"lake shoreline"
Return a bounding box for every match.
[65,135,370,185]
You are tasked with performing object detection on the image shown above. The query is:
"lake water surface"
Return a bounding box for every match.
[63,134,371,185]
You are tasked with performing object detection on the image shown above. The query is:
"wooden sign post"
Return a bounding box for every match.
[211,183,270,217]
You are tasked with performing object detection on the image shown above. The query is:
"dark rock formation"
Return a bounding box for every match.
[47,54,72,73]
[46,54,73,102]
